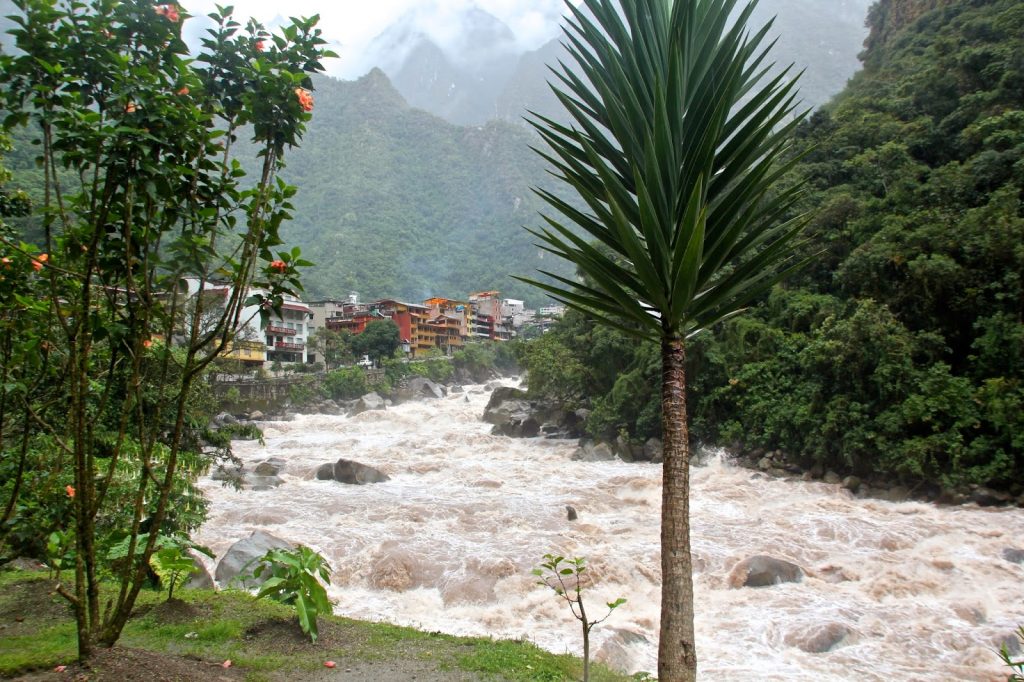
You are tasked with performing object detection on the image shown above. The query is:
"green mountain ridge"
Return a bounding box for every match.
[275,69,573,305]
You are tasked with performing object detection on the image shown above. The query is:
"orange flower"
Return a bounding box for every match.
[0,257,11,268]
[176,86,189,96]
[255,40,265,51]
[294,87,314,112]
[125,101,137,113]
[270,260,287,273]
[32,253,48,271]
[142,339,153,348]
[66,485,75,498]
[154,4,179,22]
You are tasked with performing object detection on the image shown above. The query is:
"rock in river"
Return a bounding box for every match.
[316,458,390,485]
[727,555,805,588]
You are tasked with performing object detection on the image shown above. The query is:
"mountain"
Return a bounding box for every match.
[365,6,519,126]
[273,70,574,305]
[373,0,876,126]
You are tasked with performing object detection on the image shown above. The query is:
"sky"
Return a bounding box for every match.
[179,0,579,78]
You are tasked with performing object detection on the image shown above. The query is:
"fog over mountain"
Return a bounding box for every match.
[362,0,875,125]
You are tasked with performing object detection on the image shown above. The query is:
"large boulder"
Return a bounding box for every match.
[350,392,386,416]
[214,530,293,588]
[483,387,584,439]
[316,458,390,485]
[403,377,446,401]
[482,387,537,437]
[184,550,214,590]
[572,440,616,462]
[594,628,650,673]
[971,486,1012,507]
[727,555,805,588]
[253,458,285,476]
[482,387,531,425]
[643,438,663,463]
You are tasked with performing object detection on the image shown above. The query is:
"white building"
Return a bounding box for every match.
[182,278,311,366]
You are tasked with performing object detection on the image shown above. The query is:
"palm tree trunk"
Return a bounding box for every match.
[659,334,697,681]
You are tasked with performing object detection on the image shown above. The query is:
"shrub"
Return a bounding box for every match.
[253,546,333,642]
[324,367,369,400]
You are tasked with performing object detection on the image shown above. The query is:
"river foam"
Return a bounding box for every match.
[196,382,1024,680]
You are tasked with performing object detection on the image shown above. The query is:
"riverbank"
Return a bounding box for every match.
[0,567,633,681]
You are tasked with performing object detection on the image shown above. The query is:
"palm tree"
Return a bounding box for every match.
[520,1,809,679]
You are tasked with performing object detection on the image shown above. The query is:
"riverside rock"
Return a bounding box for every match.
[971,486,1012,507]
[482,387,537,437]
[350,392,386,415]
[214,530,293,587]
[644,438,663,463]
[316,458,390,485]
[184,550,214,590]
[482,387,530,425]
[572,440,616,462]
[397,377,446,402]
[727,555,805,588]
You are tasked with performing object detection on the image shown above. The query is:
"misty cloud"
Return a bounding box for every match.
[176,0,579,81]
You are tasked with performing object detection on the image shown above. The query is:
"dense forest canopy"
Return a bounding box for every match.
[524,0,1023,490]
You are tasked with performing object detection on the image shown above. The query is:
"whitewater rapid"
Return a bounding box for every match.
[195,382,1024,680]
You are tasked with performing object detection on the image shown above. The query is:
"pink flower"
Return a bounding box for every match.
[125,101,137,113]
[32,253,48,271]
[255,40,265,51]
[142,339,153,348]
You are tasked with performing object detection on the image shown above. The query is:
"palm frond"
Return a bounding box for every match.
[525,0,808,339]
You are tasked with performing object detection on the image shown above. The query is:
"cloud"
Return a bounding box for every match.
[179,0,578,79]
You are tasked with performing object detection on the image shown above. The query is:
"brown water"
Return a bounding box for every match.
[196,382,1024,680]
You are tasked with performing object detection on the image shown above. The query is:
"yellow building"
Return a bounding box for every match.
[221,339,266,365]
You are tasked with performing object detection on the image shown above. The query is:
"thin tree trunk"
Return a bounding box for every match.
[659,334,697,681]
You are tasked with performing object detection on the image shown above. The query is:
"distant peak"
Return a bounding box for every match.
[353,68,408,109]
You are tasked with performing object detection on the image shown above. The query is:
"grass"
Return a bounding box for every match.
[0,568,640,681]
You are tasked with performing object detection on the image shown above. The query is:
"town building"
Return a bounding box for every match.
[307,292,358,339]
[182,278,311,367]
[467,291,514,341]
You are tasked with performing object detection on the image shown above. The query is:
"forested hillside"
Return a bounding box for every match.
[1,66,573,303]
[275,70,572,303]
[524,0,1023,491]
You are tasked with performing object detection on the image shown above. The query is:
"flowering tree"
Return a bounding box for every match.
[0,0,332,658]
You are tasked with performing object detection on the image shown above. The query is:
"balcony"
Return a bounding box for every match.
[274,341,305,351]
[266,324,296,335]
